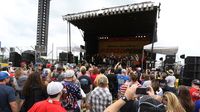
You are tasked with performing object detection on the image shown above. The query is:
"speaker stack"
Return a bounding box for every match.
[21,52,35,64]
[59,52,74,63]
[9,52,21,67]
[182,56,200,86]
[164,55,176,70]
[67,52,74,63]
[59,52,68,62]
[74,56,78,64]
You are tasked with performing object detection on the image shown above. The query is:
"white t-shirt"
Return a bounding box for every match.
[165,75,176,87]
[156,87,163,96]
[142,80,151,88]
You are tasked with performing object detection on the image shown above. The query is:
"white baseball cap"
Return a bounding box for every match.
[47,81,63,95]
[63,69,75,78]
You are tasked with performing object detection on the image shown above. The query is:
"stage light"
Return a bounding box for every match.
[136,5,140,12]
[81,14,84,18]
[150,4,154,10]
[140,4,144,11]
[90,12,94,17]
[79,15,82,19]
[116,8,120,12]
[121,7,125,13]
[145,5,149,11]
[104,10,109,15]
[113,8,117,14]
[127,6,131,12]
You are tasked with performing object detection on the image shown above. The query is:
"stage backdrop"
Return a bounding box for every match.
[99,36,150,56]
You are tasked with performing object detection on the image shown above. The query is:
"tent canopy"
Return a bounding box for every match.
[144,42,178,55]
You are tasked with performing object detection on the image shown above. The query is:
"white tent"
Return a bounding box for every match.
[56,46,85,52]
[143,42,178,55]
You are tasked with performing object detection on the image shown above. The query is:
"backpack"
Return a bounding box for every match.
[138,96,166,112]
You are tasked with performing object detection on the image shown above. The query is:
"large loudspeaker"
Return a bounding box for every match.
[9,52,21,67]
[68,52,74,63]
[59,52,68,62]
[21,52,35,64]
[185,56,200,64]
[59,52,74,63]
[74,56,78,64]
[165,55,175,64]
[164,55,175,70]
[182,56,200,85]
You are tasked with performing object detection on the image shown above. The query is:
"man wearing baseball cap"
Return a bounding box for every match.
[189,79,200,102]
[28,81,66,112]
[0,71,18,112]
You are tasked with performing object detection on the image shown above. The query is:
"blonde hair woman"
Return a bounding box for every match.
[162,92,186,112]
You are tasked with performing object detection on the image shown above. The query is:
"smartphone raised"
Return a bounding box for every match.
[135,87,149,95]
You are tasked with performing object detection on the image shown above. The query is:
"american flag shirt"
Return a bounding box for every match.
[61,81,82,111]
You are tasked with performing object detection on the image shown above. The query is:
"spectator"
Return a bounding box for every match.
[117,69,129,90]
[20,72,48,112]
[90,67,99,88]
[151,79,163,96]
[142,73,151,87]
[160,72,176,94]
[120,71,139,97]
[61,70,82,112]
[78,66,92,95]
[28,81,66,112]
[162,92,186,112]
[194,100,200,112]
[189,79,200,102]
[177,85,194,112]
[107,68,118,100]
[119,71,140,112]
[51,66,64,81]
[41,68,51,85]
[165,69,176,88]
[88,76,112,112]
[35,63,43,74]
[94,67,108,87]
[104,84,165,112]
[13,68,28,107]
[0,71,18,112]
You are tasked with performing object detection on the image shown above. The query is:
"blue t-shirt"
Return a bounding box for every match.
[78,75,92,94]
[117,74,129,90]
[0,84,16,112]
[195,100,200,112]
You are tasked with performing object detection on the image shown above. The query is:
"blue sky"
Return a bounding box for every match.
[0,0,200,61]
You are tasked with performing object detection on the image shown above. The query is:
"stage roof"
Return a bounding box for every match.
[63,2,160,40]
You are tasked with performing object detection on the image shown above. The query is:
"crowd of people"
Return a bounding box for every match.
[0,60,200,112]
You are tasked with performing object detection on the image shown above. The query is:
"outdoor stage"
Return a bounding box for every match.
[63,2,160,66]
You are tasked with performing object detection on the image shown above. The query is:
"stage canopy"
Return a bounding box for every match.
[63,2,160,41]
[143,42,179,55]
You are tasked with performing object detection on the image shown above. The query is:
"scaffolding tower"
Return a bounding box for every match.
[36,0,51,56]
